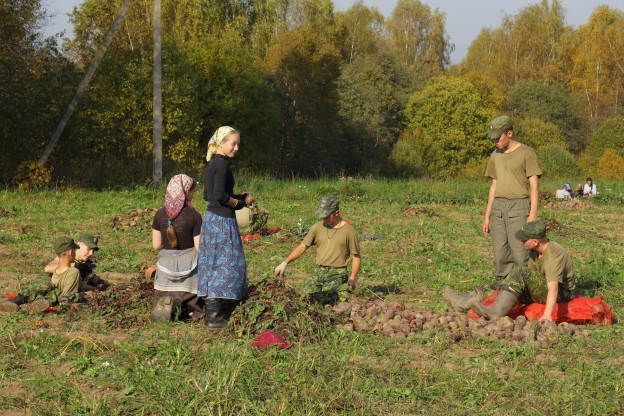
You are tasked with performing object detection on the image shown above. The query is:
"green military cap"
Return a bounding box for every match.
[54,236,79,254]
[77,233,99,251]
[488,115,513,139]
[519,220,547,240]
[316,196,340,218]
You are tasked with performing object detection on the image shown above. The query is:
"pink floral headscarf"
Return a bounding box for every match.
[165,174,195,221]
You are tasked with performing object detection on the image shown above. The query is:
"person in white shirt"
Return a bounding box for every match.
[555,184,572,200]
[583,177,597,196]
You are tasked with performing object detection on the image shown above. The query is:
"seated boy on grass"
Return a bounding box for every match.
[0,237,86,313]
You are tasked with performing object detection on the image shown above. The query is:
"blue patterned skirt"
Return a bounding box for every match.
[197,211,247,300]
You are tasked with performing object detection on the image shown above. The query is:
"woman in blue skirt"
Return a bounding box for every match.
[198,126,253,329]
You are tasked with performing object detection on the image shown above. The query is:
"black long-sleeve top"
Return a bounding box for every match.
[203,155,242,218]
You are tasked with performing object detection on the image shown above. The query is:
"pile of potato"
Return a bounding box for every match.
[112,207,157,229]
[543,199,591,210]
[332,298,590,348]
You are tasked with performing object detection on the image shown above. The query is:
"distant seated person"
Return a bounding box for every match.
[555,183,572,200]
[0,237,87,314]
[583,177,598,196]
[44,233,106,292]
[575,183,584,198]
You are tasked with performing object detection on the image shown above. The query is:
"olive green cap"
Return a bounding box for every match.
[488,116,513,139]
[77,233,99,251]
[316,196,340,218]
[54,236,79,254]
[519,220,547,240]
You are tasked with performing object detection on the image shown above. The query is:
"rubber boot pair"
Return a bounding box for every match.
[0,294,49,314]
[471,289,519,319]
[204,298,228,329]
[442,286,485,313]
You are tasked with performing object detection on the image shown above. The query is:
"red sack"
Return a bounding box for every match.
[467,291,613,325]
[524,295,613,324]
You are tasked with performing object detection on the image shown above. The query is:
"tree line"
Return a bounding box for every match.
[1,0,623,188]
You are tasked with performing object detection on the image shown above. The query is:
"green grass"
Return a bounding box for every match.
[0,178,623,415]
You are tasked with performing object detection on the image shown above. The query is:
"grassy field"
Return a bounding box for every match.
[0,177,623,415]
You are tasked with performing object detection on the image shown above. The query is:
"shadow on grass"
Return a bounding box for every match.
[575,278,605,298]
[364,284,403,296]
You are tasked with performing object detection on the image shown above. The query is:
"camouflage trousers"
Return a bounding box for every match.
[22,276,86,306]
[497,266,572,304]
[305,267,349,305]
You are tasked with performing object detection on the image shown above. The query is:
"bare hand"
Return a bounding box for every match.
[482,218,491,236]
[145,264,157,279]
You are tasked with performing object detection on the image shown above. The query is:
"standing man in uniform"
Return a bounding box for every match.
[482,116,541,280]
[274,196,361,304]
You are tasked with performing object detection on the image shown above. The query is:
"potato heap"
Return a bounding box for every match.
[543,199,591,209]
[112,207,157,229]
[332,298,590,348]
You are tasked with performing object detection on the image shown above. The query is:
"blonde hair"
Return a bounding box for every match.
[206,126,239,162]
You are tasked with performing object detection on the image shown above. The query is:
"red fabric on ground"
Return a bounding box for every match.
[251,330,292,349]
[467,291,613,325]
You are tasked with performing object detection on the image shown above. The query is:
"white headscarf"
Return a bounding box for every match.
[206,126,237,162]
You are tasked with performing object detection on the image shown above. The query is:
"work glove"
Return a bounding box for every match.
[274,261,288,277]
[347,279,356,290]
[243,192,255,207]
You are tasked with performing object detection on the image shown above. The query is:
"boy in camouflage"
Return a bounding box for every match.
[274,196,361,304]
[44,233,106,292]
[444,220,576,322]
[0,236,84,313]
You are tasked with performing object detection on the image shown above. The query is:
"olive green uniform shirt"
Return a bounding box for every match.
[528,241,575,291]
[302,221,360,268]
[51,267,81,296]
[484,144,541,199]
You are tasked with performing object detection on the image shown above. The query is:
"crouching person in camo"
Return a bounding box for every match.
[44,233,106,292]
[274,196,361,304]
[443,220,575,322]
[0,237,85,313]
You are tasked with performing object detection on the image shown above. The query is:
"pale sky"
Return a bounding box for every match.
[43,0,623,64]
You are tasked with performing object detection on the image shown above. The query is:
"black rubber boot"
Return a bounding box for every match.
[471,289,519,319]
[442,286,485,313]
[205,298,227,329]
[0,294,28,313]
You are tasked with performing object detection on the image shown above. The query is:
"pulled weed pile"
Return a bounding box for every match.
[112,208,157,229]
[229,277,336,342]
[90,275,153,328]
[333,299,591,348]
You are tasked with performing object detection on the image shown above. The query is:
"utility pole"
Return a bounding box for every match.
[152,0,163,187]
[39,0,133,165]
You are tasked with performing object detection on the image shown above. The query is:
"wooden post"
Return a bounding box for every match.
[152,0,163,187]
